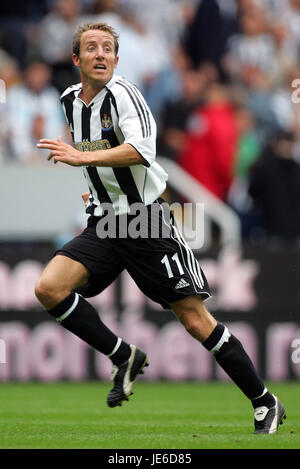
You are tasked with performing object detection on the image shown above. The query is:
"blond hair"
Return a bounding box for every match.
[72,22,119,57]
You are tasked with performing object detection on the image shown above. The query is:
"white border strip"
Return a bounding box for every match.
[252,387,268,400]
[211,326,231,354]
[107,337,122,358]
[56,293,79,323]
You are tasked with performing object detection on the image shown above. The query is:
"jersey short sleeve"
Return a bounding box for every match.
[110,77,157,166]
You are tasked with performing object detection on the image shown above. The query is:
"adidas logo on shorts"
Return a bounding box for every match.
[175,278,190,289]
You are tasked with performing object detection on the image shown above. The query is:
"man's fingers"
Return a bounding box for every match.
[37,137,78,166]
[37,143,61,150]
[53,155,66,164]
[38,139,58,144]
[81,192,90,204]
[37,138,65,150]
[47,150,64,160]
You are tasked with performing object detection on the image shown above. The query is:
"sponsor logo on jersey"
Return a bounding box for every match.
[74,138,111,152]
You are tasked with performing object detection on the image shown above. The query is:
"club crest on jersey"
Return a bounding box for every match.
[101,114,113,131]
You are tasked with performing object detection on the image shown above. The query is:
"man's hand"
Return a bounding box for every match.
[82,191,90,207]
[37,136,83,166]
[37,138,145,168]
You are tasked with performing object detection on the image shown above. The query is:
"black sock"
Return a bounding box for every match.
[203,323,275,408]
[250,389,276,410]
[48,292,131,366]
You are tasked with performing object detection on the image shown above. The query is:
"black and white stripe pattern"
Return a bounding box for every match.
[172,223,205,290]
[82,101,114,207]
[61,93,76,142]
[159,203,210,295]
[60,74,166,216]
[115,78,151,138]
[99,92,143,206]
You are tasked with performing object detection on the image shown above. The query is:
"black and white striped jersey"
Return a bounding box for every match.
[60,74,168,216]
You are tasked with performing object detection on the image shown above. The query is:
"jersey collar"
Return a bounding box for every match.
[74,74,117,107]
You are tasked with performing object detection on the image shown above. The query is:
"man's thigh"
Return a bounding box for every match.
[55,217,124,298]
[40,254,89,291]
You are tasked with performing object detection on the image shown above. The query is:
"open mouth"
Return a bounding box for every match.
[94,64,106,70]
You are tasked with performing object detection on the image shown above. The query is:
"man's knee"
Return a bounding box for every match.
[182,316,203,338]
[35,255,89,309]
[35,277,65,309]
[171,294,207,322]
[177,309,212,339]
[170,295,217,342]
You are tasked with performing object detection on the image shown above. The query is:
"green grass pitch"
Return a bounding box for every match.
[0,381,298,449]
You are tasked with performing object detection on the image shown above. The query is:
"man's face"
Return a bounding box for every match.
[73,29,118,87]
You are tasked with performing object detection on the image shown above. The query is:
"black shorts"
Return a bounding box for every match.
[55,199,211,309]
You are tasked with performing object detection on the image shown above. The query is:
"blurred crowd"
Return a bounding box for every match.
[1,0,300,246]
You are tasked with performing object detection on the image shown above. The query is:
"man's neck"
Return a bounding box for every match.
[79,79,106,106]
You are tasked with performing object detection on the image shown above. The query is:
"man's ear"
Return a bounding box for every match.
[114,56,119,69]
[72,53,80,67]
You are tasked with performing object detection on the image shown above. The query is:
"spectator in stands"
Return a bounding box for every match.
[114,0,195,115]
[234,106,261,183]
[6,59,67,164]
[178,82,238,201]
[0,49,22,163]
[0,49,21,91]
[143,42,188,118]
[36,0,82,92]
[157,67,209,161]
[81,0,152,93]
[224,3,281,85]
[235,1,296,82]
[0,1,48,68]
[238,61,300,146]
[267,18,297,86]
[241,66,279,145]
[227,105,261,238]
[248,130,300,245]
[269,66,300,136]
[279,0,300,59]
[183,0,237,72]
[122,0,190,66]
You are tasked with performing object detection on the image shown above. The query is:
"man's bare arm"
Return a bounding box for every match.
[37,137,145,167]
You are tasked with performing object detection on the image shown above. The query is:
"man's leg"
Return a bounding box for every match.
[35,255,148,406]
[35,254,132,363]
[170,294,286,434]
